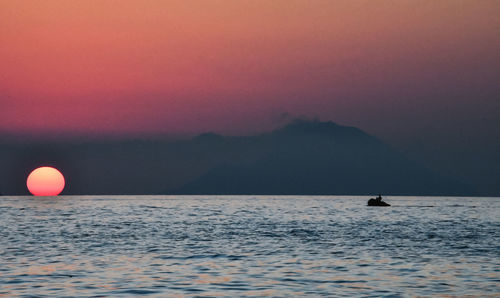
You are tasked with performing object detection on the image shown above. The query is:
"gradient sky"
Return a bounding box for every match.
[1,0,499,145]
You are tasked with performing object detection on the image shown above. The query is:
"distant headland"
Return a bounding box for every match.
[0,120,476,196]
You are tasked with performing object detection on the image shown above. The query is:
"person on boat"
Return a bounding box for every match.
[368,194,390,206]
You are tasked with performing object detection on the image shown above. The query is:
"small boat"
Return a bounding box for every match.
[367,196,390,206]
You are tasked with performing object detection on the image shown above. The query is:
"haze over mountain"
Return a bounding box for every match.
[171,120,474,195]
[0,120,478,196]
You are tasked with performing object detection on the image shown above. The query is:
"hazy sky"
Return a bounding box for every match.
[1,0,499,144]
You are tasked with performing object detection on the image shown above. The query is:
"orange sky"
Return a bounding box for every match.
[1,0,499,139]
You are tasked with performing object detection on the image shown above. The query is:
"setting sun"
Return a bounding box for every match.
[27,167,65,196]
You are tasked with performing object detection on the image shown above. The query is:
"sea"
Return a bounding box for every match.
[0,196,498,297]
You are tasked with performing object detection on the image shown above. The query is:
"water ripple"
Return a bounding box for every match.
[0,196,498,297]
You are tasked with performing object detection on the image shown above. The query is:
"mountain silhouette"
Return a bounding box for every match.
[0,120,476,196]
[171,120,475,195]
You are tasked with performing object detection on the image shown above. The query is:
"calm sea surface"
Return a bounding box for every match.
[0,196,499,297]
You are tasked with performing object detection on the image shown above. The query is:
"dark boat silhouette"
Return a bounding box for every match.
[367,195,391,206]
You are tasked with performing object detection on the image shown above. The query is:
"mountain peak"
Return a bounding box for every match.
[273,119,367,139]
